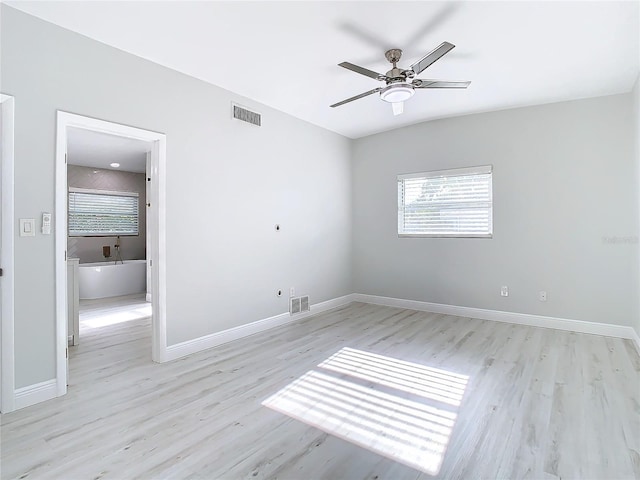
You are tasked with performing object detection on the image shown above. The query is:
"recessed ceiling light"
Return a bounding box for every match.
[110,162,120,168]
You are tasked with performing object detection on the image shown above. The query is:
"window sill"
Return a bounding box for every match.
[398,233,493,239]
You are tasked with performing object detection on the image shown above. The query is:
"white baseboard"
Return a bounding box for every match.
[165,294,355,362]
[165,292,640,362]
[631,328,640,356]
[14,379,57,410]
[354,293,640,353]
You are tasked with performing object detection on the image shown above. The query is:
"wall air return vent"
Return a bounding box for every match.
[290,295,310,316]
[232,102,261,127]
[300,295,309,312]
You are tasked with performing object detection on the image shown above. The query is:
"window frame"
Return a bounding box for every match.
[68,187,140,238]
[397,165,493,239]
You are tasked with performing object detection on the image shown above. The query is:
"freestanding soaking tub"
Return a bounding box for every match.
[78,259,146,299]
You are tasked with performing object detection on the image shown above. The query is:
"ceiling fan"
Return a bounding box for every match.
[330,42,470,115]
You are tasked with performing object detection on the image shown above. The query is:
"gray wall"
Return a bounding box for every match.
[67,165,147,264]
[2,7,352,388]
[353,94,638,328]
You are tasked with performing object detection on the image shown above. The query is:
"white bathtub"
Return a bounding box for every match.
[78,260,147,300]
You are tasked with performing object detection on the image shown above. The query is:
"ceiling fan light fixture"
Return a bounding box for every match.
[380,83,415,104]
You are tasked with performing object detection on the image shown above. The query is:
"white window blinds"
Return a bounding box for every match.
[397,165,493,237]
[68,188,139,237]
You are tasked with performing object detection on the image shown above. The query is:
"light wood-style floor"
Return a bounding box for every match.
[1,299,639,479]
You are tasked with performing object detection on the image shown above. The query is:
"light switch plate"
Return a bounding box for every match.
[20,218,35,237]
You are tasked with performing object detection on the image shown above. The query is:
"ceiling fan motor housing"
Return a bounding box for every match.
[385,67,409,80]
[384,48,403,65]
[384,49,414,81]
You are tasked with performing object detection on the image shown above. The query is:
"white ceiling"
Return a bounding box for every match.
[67,127,151,173]
[8,1,640,139]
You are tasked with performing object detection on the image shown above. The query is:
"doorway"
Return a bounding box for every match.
[66,127,152,351]
[55,112,167,398]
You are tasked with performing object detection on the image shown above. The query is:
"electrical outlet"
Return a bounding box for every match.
[539,291,547,302]
[290,287,295,297]
[501,286,509,297]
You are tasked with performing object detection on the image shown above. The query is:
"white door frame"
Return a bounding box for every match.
[1,94,15,413]
[145,151,152,303]
[55,111,168,397]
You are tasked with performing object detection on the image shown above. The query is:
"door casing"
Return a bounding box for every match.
[55,111,168,398]
[1,94,15,413]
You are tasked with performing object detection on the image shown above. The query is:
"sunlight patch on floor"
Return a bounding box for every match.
[262,347,469,475]
[80,305,151,329]
[319,347,468,406]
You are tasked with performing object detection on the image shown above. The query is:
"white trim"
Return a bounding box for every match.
[69,187,139,197]
[630,328,640,357]
[150,138,167,362]
[14,379,57,410]
[354,294,640,349]
[398,233,493,239]
[56,112,168,403]
[165,294,354,362]
[55,114,69,396]
[0,94,15,413]
[145,151,151,306]
[397,164,492,180]
[165,292,639,363]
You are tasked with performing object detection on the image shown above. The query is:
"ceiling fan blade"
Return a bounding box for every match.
[410,42,455,75]
[413,80,471,89]
[338,62,387,81]
[338,23,391,51]
[330,88,383,108]
[405,4,458,46]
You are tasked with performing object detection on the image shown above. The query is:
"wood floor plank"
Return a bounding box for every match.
[1,298,638,479]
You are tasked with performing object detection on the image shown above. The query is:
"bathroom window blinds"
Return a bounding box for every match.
[68,188,139,237]
[397,165,493,238]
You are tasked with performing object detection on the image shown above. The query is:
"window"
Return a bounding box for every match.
[68,188,139,237]
[397,165,492,238]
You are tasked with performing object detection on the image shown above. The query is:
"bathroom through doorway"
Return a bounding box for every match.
[55,112,167,398]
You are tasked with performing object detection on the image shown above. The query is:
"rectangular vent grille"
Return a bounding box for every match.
[232,103,261,126]
[290,295,310,315]
[290,297,301,315]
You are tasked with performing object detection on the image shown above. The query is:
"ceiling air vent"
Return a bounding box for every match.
[232,102,261,127]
